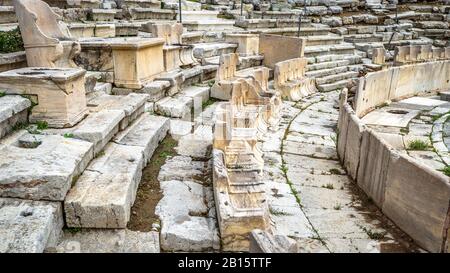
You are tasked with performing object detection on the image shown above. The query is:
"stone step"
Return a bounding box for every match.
[155,86,210,120]
[176,124,213,159]
[0,51,27,73]
[52,229,160,253]
[307,53,362,65]
[344,33,384,43]
[306,35,344,46]
[112,114,170,162]
[440,91,450,102]
[316,70,359,85]
[235,18,311,29]
[304,43,355,57]
[117,0,161,9]
[181,31,205,44]
[0,198,63,253]
[0,133,94,201]
[0,95,31,139]
[178,10,219,21]
[0,6,16,24]
[306,59,348,72]
[183,19,237,32]
[414,21,449,29]
[129,8,177,20]
[193,42,237,60]
[64,114,169,225]
[317,78,356,92]
[88,93,148,130]
[65,113,170,228]
[249,26,331,36]
[64,142,144,228]
[202,54,264,70]
[71,93,148,155]
[306,66,348,78]
[72,109,124,156]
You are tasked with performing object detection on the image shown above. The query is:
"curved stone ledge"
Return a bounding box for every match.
[337,62,450,252]
[337,61,450,252]
[354,60,450,118]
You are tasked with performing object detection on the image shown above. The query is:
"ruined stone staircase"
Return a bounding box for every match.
[304,33,364,92]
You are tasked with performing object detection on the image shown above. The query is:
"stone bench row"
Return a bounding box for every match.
[394,45,450,65]
[337,86,450,253]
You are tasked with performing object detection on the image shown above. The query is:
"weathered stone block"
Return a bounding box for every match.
[110,38,165,89]
[0,67,88,128]
[0,198,63,253]
[0,134,93,201]
[65,143,145,228]
[383,152,450,252]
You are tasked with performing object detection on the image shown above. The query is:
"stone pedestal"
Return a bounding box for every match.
[0,67,88,128]
[225,34,259,56]
[110,38,165,89]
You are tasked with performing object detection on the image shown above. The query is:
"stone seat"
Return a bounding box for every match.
[211,53,271,101]
[14,0,81,68]
[274,57,317,101]
[212,149,269,252]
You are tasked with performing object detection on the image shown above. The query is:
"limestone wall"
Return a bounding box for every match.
[337,71,450,252]
[258,34,305,69]
[354,60,450,118]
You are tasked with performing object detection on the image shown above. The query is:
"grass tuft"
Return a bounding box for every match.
[407,139,428,150]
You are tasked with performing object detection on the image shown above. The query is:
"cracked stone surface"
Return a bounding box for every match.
[364,95,450,174]
[265,91,419,252]
[52,229,159,253]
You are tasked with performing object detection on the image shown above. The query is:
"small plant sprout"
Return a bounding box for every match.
[407,139,429,150]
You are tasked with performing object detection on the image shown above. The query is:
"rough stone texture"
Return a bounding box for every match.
[65,143,144,228]
[383,152,450,253]
[113,114,169,162]
[169,119,192,140]
[0,95,31,138]
[72,109,124,155]
[356,130,391,207]
[52,229,159,253]
[0,198,63,253]
[176,125,213,159]
[0,133,93,201]
[156,180,219,251]
[158,156,205,184]
[0,67,88,128]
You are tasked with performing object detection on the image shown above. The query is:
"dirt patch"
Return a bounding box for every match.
[127,136,178,232]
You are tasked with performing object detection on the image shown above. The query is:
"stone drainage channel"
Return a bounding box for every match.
[128,103,220,252]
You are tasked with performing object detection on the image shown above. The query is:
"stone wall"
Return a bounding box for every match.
[258,34,305,69]
[337,67,450,252]
[354,60,450,117]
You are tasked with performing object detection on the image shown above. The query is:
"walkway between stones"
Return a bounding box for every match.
[262,90,420,253]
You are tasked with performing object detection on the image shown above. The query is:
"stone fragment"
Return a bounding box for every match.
[0,134,93,201]
[0,198,63,253]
